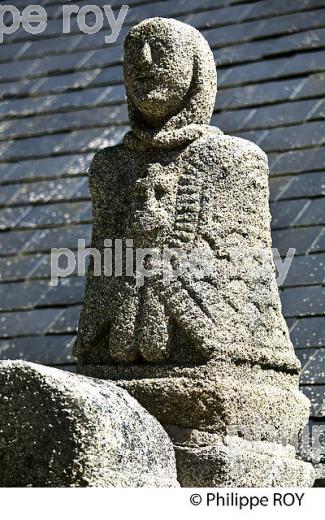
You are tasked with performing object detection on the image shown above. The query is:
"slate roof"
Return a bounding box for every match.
[0,0,324,482]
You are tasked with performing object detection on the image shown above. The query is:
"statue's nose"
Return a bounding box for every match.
[139,42,152,67]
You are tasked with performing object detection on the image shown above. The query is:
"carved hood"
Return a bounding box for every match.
[123,17,219,150]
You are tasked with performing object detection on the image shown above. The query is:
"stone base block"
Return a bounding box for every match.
[174,438,315,487]
[78,362,310,444]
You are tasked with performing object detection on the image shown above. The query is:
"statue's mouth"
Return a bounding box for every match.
[137,73,156,82]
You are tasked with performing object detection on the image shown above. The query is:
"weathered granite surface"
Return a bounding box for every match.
[74,17,315,487]
[0,360,179,487]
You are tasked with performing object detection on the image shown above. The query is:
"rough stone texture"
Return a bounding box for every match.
[0,360,179,487]
[174,437,315,487]
[75,17,314,487]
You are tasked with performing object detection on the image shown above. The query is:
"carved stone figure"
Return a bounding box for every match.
[74,17,314,486]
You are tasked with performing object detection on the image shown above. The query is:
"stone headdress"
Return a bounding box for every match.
[123,17,218,150]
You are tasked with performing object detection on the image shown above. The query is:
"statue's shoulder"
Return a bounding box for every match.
[90,143,125,169]
[88,144,128,185]
[203,130,268,164]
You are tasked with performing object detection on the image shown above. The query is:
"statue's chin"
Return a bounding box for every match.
[134,89,179,121]
[137,92,168,113]
[145,88,168,101]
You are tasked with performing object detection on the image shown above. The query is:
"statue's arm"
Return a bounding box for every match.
[162,135,270,360]
[74,148,116,359]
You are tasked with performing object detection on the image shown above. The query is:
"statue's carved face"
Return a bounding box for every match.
[124,27,193,126]
[128,163,179,240]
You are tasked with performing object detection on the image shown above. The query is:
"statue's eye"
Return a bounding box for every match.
[150,41,166,62]
[155,185,167,201]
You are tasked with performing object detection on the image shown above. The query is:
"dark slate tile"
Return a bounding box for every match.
[212,107,254,134]
[291,317,325,348]
[311,230,325,253]
[0,277,85,311]
[54,128,111,154]
[0,308,63,337]
[24,33,83,59]
[32,69,100,95]
[180,2,254,29]
[82,46,123,68]
[0,58,40,81]
[273,227,323,257]
[247,99,323,132]
[0,154,92,184]
[248,0,325,20]
[219,50,325,88]
[8,18,70,43]
[0,229,35,256]
[269,176,293,201]
[127,0,248,22]
[281,253,325,287]
[0,224,92,256]
[0,94,51,117]
[218,98,324,134]
[126,0,183,22]
[296,348,317,369]
[0,252,82,282]
[298,72,325,98]
[285,317,296,330]
[0,140,12,156]
[216,28,325,66]
[2,177,89,206]
[252,121,325,153]
[3,0,53,6]
[45,85,124,113]
[65,32,109,54]
[217,77,303,110]
[0,40,30,62]
[0,163,24,184]
[3,127,124,161]
[300,385,325,417]
[90,65,123,85]
[269,146,325,175]
[7,105,128,139]
[26,224,92,252]
[0,253,50,281]
[0,206,34,230]
[1,134,67,161]
[44,278,85,307]
[206,9,325,49]
[279,172,325,200]
[295,198,325,226]
[281,285,325,317]
[14,201,92,229]
[206,18,265,48]
[48,305,82,334]
[270,199,310,228]
[0,79,41,99]
[300,348,325,384]
[28,51,88,78]
[0,335,75,364]
[56,126,128,154]
[0,184,21,206]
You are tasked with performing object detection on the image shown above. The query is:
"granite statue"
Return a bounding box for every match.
[74,17,315,487]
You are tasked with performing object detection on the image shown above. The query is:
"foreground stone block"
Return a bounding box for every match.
[0,361,179,487]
